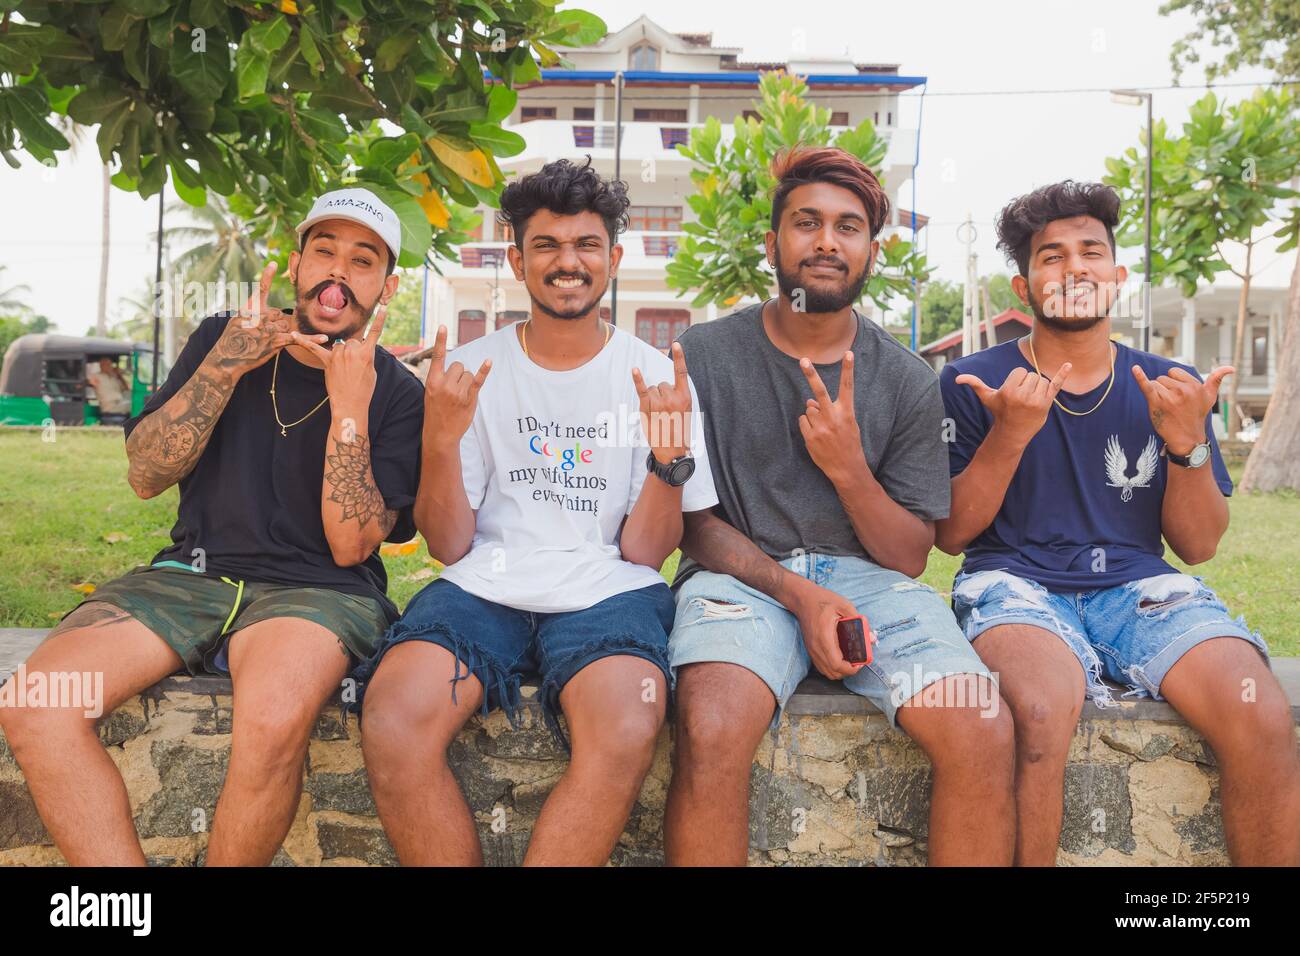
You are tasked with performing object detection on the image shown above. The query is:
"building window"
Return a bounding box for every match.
[742,110,760,122]
[458,310,487,343]
[574,107,595,120]
[830,111,849,125]
[629,205,682,232]
[635,308,691,350]
[520,106,556,122]
[660,127,690,148]
[873,111,879,124]
[887,111,892,125]
[496,310,529,331]
[634,108,688,122]
[629,43,658,71]
[1252,325,1269,376]
[494,219,514,243]
[459,246,507,268]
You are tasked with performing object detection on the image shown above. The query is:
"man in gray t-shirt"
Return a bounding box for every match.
[663,145,1014,868]
[673,301,949,589]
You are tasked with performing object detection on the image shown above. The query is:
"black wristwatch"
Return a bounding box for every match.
[646,449,695,487]
[1162,441,1211,468]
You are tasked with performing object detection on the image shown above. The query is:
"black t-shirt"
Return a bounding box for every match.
[123,312,424,622]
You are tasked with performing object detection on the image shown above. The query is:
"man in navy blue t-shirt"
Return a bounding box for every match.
[937,180,1298,866]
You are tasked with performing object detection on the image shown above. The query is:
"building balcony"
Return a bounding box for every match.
[499,120,918,176]
[448,231,684,277]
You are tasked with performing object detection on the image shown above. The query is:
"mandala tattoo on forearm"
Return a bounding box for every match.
[325,434,396,533]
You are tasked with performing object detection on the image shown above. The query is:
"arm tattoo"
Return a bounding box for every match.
[127,360,237,496]
[324,433,394,532]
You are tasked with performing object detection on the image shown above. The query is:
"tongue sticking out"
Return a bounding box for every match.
[319,285,346,310]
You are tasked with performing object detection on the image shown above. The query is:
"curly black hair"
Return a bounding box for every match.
[497,157,630,250]
[995,180,1120,276]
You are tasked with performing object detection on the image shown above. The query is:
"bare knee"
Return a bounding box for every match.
[673,702,766,779]
[574,704,664,781]
[1009,694,1080,765]
[910,691,1016,774]
[1217,694,1298,765]
[232,707,316,778]
[0,699,95,761]
[359,686,465,782]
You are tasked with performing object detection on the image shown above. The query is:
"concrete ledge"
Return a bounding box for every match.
[2,628,1297,866]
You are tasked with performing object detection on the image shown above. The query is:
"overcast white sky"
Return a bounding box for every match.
[1,0,1293,334]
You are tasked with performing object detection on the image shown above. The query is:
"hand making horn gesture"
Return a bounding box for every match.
[291,303,388,419]
[632,341,692,462]
[955,361,1074,448]
[421,325,492,452]
[213,261,325,377]
[799,351,868,484]
[1131,363,1234,455]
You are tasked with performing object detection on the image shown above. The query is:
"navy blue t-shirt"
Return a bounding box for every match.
[939,338,1232,592]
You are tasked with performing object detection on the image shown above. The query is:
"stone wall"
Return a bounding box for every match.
[4,663,1288,866]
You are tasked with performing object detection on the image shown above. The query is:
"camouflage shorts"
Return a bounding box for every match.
[62,564,390,676]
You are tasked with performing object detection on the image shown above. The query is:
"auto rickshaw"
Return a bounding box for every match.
[0,334,168,426]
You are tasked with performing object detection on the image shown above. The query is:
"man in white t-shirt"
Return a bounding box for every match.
[352,158,718,866]
[87,357,132,414]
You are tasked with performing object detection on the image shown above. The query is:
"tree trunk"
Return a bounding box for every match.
[95,163,110,336]
[1241,246,1300,492]
[1226,239,1253,430]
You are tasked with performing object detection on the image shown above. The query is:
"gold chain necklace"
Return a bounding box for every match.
[1027,335,1116,417]
[521,318,610,358]
[270,350,330,436]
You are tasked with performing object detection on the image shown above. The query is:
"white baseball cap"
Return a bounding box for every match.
[296,187,401,266]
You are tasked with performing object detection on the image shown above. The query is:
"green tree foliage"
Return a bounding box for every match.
[666,71,931,315]
[1104,88,1300,424]
[0,0,606,268]
[1162,0,1300,81]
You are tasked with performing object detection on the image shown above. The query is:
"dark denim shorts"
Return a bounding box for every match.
[350,578,675,749]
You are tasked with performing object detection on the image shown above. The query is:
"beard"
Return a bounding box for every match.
[530,269,609,320]
[773,246,871,314]
[294,278,377,338]
[1023,281,1108,333]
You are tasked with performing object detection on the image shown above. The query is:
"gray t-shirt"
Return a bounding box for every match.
[673,300,950,588]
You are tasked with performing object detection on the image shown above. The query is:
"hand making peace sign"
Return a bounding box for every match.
[632,340,693,463]
[291,303,388,419]
[799,351,868,484]
[421,324,492,452]
[212,261,326,377]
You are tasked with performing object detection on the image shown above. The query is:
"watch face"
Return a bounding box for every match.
[667,456,696,486]
[1189,443,1211,467]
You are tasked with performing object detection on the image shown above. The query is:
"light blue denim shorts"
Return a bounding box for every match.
[668,553,995,728]
[950,568,1268,707]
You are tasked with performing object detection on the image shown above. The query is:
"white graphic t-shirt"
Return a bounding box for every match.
[438,322,719,613]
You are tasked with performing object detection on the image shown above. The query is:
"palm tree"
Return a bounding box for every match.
[0,265,31,313]
[52,114,112,336]
[164,193,263,294]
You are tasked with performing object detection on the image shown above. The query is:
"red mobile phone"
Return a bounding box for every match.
[836,614,873,665]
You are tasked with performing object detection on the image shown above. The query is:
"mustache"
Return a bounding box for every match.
[800,255,848,273]
[303,279,357,307]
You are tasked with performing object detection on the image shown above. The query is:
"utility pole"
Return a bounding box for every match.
[957,214,979,356]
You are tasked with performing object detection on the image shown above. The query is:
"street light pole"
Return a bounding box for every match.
[1143,92,1153,353]
[1112,89,1153,352]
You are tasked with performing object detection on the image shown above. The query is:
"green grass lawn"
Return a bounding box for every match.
[2,429,1296,655]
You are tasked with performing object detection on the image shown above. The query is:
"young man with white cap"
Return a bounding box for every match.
[0,186,425,866]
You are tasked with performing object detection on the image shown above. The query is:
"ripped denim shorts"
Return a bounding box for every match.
[951,568,1268,707]
[669,553,994,729]
[349,578,675,750]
